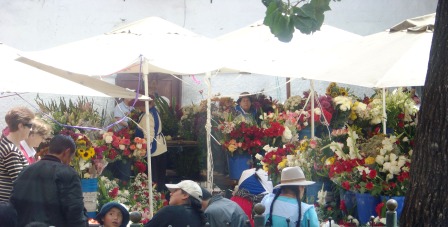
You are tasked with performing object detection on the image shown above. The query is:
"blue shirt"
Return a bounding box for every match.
[261,193,319,227]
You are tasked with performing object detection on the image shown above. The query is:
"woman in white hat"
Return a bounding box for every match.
[260,166,319,227]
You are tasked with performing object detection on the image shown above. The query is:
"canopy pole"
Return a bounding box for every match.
[310,80,315,138]
[142,60,154,218]
[382,87,387,134]
[205,72,214,191]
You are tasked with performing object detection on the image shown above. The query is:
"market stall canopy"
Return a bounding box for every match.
[217,20,361,76]
[17,16,225,77]
[296,13,435,88]
[1,43,139,98]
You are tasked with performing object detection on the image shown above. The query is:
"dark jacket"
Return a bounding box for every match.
[144,205,203,227]
[10,155,88,227]
[205,195,249,227]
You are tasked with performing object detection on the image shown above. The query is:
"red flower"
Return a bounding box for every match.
[369,169,377,179]
[108,187,119,198]
[397,113,405,120]
[375,202,385,217]
[366,182,374,190]
[342,181,351,190]
[340,200,347,212]
[397,121,405,128]
[134,161,147,173]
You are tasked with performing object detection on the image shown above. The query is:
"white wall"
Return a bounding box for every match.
[0,0,438,128]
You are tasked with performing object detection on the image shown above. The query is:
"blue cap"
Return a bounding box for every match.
[95,202,130,227]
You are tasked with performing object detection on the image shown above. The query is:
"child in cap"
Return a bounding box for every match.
[95,202,129,227]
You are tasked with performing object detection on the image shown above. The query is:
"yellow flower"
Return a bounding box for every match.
[77,148,86,157]
[263,163,269,172]
[227,144,237,152]
[325,157,335,165]
[365,156,375,165]
[278,159,287,169]
[76,139,87,146]
[87,147,95,157]
[329,82,336,88]
[299,141,308,152]
[340,89,348,96]
[349,110,358,121]
[331,92,338,98]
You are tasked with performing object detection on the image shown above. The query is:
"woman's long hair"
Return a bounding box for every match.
[267,186,302,227]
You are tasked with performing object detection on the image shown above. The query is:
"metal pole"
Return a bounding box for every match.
[310,80,315,138]
[205,72,213,190]
[142,60,153,217]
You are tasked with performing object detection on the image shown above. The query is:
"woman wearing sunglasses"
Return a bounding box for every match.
[0,106,35,202]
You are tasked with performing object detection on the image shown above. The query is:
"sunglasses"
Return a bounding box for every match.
[23,123,33,128]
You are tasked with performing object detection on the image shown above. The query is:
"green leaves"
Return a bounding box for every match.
[263,0,332,42]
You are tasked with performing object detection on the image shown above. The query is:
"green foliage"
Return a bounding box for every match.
[154,95,180,137]
[262,0,333,42]
[34,95,106,134]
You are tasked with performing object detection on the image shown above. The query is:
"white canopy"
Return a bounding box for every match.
[1,43,138,98]
[217,20,361,76]
[296,13,435,88]
[17,16,224,77]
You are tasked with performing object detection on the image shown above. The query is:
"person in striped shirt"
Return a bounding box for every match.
[0,106,34,202]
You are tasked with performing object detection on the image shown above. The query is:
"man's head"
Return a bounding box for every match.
[200,187,213,211]
[165,180,202,206]
[48,135,76,165]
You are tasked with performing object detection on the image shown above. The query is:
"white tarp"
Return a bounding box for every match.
[294,13,435,88]
[1,43,139,98]
[217,20,361,76]
[17,17,224,77]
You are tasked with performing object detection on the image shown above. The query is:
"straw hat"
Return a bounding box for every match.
[236,92,253,104]
[274,167,315,188]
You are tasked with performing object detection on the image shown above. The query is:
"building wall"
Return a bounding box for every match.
[0,0,438,128]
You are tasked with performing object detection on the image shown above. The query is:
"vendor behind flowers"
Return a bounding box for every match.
[235,92,257,122]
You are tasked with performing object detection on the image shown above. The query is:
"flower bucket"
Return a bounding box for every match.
[305,178,333,204]
[355,193,380,225]
[299,128,312,140]
[227,153,251,180]
[340,190,358,218]
[381,196,405,221]
[81,178,99,218]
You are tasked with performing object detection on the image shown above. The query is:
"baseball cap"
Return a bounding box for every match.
[166,180,202,202]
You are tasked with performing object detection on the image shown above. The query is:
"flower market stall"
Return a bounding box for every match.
[203,83,418,226]
[17,16,227,216]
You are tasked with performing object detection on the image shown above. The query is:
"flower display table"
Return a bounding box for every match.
[81,178,99,218]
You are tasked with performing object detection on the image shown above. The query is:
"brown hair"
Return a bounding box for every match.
[5,107,35,132]
[30,118,52,138]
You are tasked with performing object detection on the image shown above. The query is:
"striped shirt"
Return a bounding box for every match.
[0,136,28,202]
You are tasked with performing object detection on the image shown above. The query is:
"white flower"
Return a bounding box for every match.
[375,155,385,165]
[282,127,292,141]
[255,153,263,161]
[317,187,327,206]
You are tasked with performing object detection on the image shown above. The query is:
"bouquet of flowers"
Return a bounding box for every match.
[221,118,265,155]
[256,143,297,185]
[95,128,147,163]
[295,137,335,182]
[283,95,303,111]
[98,176,132,208]
[328,127,411,196]
[60,129,105,179]
[129,173,167,224]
